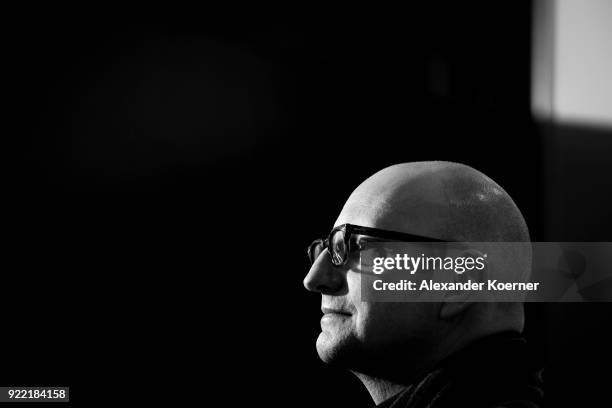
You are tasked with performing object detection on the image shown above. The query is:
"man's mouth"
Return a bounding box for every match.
[321,307,351,316]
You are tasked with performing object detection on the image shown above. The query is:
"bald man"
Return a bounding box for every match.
[304,162,543,408]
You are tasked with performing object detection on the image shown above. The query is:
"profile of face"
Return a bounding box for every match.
[304,162,530,374]
[303,207,441,370]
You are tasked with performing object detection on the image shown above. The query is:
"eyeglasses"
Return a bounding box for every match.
[307,223,447,267]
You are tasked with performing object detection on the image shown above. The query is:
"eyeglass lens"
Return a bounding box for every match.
[330,229,347,265]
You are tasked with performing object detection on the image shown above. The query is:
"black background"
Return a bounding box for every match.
[6,3,612,406]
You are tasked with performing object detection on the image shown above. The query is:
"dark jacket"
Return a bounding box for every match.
[376,332,544,408]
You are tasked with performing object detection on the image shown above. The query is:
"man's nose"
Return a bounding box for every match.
[303,250,345,294]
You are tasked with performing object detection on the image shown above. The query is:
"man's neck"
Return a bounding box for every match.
[349,330,479,405]
[349,354,438,405]
[350,327,523,406]
[351,372,407,406]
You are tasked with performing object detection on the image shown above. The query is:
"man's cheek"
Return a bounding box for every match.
[352,307,376,341]
[346,270,363,299]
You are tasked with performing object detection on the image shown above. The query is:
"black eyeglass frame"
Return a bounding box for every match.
[307,223,448,267]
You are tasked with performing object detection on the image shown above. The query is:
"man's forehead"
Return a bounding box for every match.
[334,190,450,238]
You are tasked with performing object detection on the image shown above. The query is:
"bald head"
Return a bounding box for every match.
[304,161,532,391]
[304,161,536,406]
[337,161,530,243]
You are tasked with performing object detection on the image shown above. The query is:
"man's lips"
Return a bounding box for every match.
[321,307,352,316]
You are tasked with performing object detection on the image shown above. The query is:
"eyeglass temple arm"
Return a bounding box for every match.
[349,225,448,243]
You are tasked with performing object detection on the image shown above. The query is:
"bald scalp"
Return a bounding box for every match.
[341,161,530,244]
[438,162,530,243]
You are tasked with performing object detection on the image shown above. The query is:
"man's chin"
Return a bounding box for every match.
[316,331,355,365]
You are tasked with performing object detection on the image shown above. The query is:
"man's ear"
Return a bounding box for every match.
[439,249,487,321]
